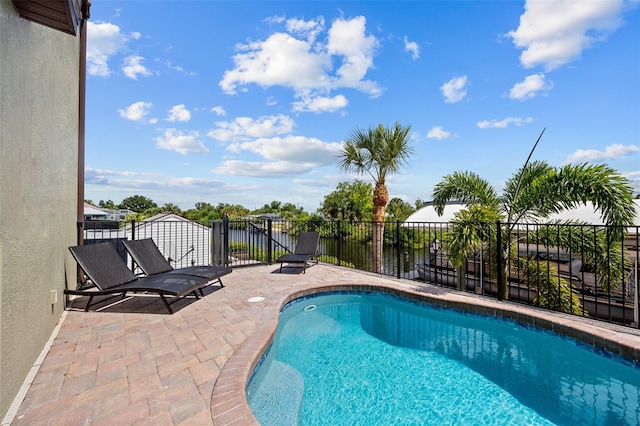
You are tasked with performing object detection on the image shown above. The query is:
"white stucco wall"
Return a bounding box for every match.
[0,0,80,417]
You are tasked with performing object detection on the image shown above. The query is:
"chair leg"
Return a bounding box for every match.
[84,295,94,312]
[160,295,174,314]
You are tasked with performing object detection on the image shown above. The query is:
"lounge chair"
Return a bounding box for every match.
[276,231,320,273]
[122,239,232,287]
[66,242,212,314]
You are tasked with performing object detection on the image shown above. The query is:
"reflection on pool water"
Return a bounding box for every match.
[247,292,640,425]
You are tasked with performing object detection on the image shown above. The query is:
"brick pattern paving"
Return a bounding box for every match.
[9,264,640,425]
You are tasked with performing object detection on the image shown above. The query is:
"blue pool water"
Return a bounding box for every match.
[247,292,640,425]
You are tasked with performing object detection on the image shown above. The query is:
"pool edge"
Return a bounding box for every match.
[210,279,640,425]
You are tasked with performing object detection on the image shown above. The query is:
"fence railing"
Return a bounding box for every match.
[78,218,639,328]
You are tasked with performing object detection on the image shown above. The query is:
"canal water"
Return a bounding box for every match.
[228,228,428,278]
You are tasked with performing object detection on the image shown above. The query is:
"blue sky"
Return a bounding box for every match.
[84,0,640,212]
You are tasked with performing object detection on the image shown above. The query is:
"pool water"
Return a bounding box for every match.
[247,292,640,425]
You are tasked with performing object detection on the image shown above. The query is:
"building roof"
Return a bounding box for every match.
[83,202,107,217]
[405,200,640,226]
[125,212,212,232]
[11,0,83,35]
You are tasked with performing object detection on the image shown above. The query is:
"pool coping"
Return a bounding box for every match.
[210,279,640,425]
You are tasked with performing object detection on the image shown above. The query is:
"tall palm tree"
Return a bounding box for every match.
[433,161,636,299]
[338,122,413,273]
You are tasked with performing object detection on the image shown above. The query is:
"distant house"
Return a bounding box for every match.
[83,202,109,221]
[124,213,224,270]
[101,208,136,221]
[404,200,640,255]
[83,204,136,221]
[405,200,640,228]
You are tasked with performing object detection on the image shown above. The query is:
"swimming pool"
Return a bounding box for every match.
[247,291,640,425]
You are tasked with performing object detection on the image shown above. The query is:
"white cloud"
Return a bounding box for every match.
[118,101,153,122]
[404,36,420,60]
[440,76,468,103]
[291,178,333,188]
[426,126,452,140]
[85,167,228,201]
[165,61,196,76]
[211,106,226,116]
[292,94,348,113]
[154,129,209,154]
[565,144,640,163]
[86,21,127,76]
[326,16,380,93]
[238,136,343,164]
[207,114,295,143]
[286,17,325,43]
[213,160,315,177]
[220,32,329,94]
[219,15,380,111]
[207,116,342,177]
[84,167,110,185]
[166,104,191,122]
[85,172,312,213]
[507,0,627,71]
[509,73,552,100]
[477,117,534,129]
[621,170,640,195]
[85,167,161,184]
[264,15,286,25]
[122,55,152,80]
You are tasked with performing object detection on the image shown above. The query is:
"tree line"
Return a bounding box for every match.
[85,181,423,223]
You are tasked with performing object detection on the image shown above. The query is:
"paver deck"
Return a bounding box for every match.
[6,264,640,425]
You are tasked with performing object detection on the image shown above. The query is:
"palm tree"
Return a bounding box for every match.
[433,161,636,300]
[338,122,413,273]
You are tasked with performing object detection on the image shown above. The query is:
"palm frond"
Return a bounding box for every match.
[551,163,636,231]
[432,171,500,216]
[338,122,413,185]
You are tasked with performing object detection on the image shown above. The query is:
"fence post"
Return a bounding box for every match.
[209,221,214,265]
[396,220,401,279]
[496,220,503,301]
[223,217,229,266]
[211,220,225,266]
[267,219,273,264]
[76,221,84,285]
[337,220,341,266]
[130,220,136,271]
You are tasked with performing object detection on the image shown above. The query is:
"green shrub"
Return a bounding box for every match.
[318,255,355,268]
[229,241,247,252]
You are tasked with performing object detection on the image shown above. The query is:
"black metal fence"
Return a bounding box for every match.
[79,218,639,328]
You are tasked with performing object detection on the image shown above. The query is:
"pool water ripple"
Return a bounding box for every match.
[247,292,640,425]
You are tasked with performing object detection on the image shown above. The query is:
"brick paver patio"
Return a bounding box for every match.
[6,264,640,425]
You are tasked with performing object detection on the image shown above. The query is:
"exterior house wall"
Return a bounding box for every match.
[0,0,80,417]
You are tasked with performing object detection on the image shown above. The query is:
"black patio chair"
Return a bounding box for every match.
[66,242,212,314]
[276,231,320,273]
[122,239,231,287]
